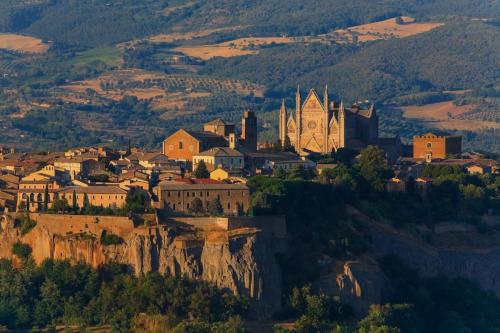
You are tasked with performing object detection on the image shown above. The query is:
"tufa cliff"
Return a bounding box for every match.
[0,214,285,317]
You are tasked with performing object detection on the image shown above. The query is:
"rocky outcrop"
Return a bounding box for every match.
[0,214,284,317]
[315,260,392,315]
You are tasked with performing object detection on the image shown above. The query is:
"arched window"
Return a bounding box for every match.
[22,193,27,200]
[37,194,42,202]
[30,193,35,202]
[179,141,184,149]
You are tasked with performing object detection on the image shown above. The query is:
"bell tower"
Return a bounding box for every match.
[241,111,257,152]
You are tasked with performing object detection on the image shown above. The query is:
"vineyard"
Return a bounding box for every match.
[58,69,264,108]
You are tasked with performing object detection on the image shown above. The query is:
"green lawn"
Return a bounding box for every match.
[70,47,122,66]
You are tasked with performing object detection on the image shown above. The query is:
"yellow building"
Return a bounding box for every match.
[17,185,128,212]
[57,186,128,209]
[210,168,230,181]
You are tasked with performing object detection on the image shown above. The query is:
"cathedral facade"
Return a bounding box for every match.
[279,87,379,153]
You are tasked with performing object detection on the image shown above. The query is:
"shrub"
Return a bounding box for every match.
[12,241,32,259]
[16,215,37,236]
[100,230,124,246]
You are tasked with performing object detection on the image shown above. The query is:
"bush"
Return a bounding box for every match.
[100,231,124,246]
[12,241,32,260]
[16,215,36,236]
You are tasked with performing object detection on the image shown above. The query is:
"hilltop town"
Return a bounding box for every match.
[0,87,499,332]
[0,87,497,218]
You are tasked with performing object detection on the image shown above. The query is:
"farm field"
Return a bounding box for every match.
[174,37,295,59]
[329,16,443,43]
[0,33,49,53]
[398,101,500,131]
[69,47,122,66]
[172,16,442,59]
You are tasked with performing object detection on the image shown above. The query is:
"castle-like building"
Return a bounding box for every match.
[279,86,379,153]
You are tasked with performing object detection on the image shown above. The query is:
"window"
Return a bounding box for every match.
[227,202,231,209]
[187,192,190,197]
[22,193,27,200]
[167,192,170,197]
[187,203,190,209]
[178,192,180,197]
[426,142,432,149]
[179,141,184,149]
[200,192,203,196]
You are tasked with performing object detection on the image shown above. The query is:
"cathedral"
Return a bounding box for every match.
[279,86,380,153]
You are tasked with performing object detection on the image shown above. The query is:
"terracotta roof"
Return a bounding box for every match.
[159,182,248,191]
[195,147,243,158]
[0,174,20,184]
[55,157,95,164]
[57,186,127,194]
[187,130,226,141]
[0,190,15,200]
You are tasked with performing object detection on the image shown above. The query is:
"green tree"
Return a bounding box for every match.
[194,160,210,179]
[335,148,357,166]
[207,198,223,216]
[43,186,49,211]
[12,242,32,260]
[125,187,148,213]
[357,145,392,192]
[34,279,63,327]
[71,190,78,212]
[189,198,204,215]
[357,304,419,333]
[50,198,69,213]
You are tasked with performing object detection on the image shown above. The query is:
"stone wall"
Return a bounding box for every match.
[28,213,135,238]
[162,215,287,237]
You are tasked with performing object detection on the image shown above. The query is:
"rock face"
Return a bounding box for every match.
[0,215,284,317]
[315,260,392,315]
[348,206,500,298]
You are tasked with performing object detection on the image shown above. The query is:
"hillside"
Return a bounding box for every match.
[0,1,497,153]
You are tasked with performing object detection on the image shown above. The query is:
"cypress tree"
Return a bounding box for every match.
[72,189,78,213]
[43,186,49,211]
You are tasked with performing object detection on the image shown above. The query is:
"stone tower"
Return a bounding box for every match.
[241,111,257,152]
[279,99,287,149]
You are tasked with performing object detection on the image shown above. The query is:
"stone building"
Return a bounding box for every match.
[193,147,244,172]
[413,132,462,160]
[162,111,259,163]
[154,179,249,215]
[17,185,128,212]
[162,129,227,162]
[203,118,235,137]
[279,86,379,153]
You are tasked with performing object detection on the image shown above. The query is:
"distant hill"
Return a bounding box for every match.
[203,21,500,102]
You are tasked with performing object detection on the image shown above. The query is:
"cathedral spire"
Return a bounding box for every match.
[279,99,287,148]
[296,85,301,150]
[323,85,329,112]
